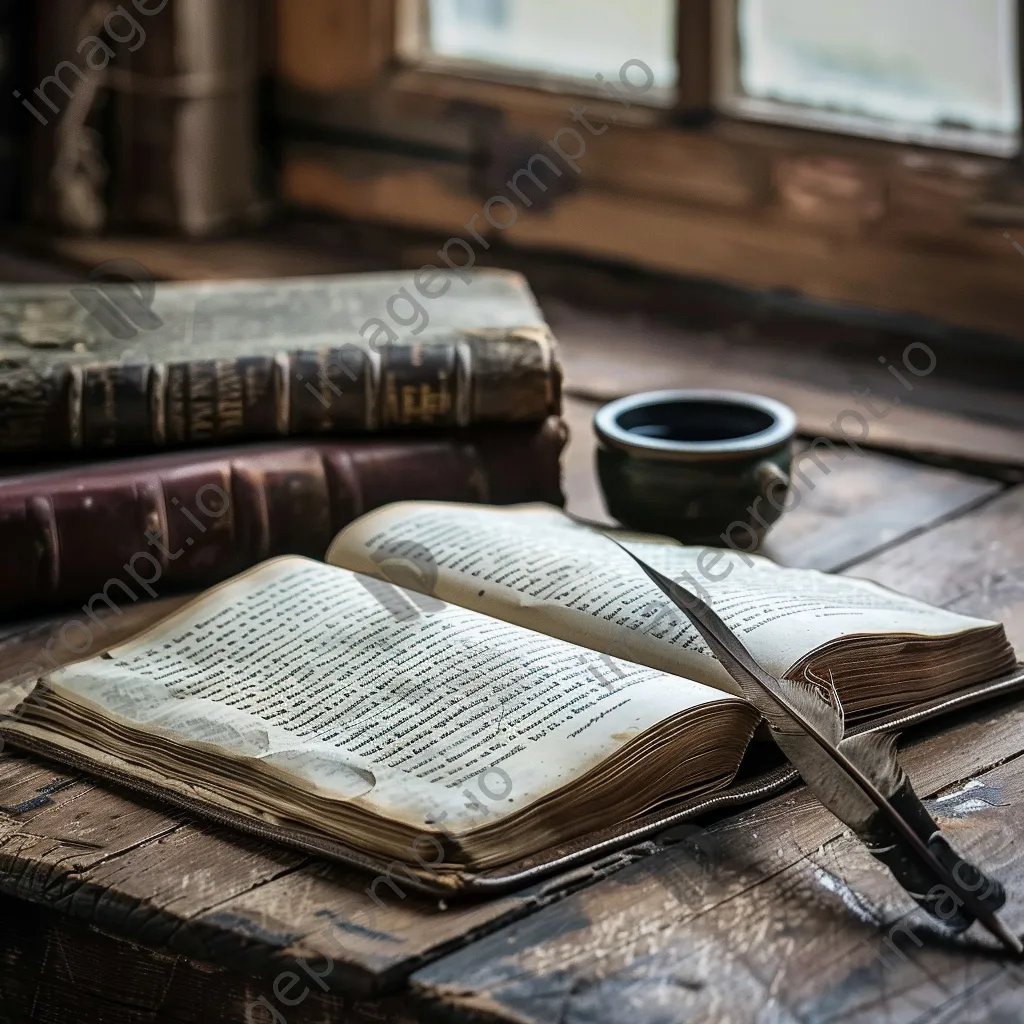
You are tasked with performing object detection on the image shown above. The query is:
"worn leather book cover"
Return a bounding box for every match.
[0,269,562,455]
[0,417,567,614]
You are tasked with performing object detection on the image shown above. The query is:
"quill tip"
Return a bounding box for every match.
[982,911,1023,956]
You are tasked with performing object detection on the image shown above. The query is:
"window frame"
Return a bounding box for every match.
[395,0,678,107]
[394,0,1023,156]
[712,0,1021,158]
[274,0,1024,341]
[277,0,1024,159]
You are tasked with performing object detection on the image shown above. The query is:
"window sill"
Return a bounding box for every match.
[276,64,1024,339]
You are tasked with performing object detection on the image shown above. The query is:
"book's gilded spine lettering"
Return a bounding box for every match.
[380,339,460,428]
[289,348,370,434]
[236,356,279,437]
[0,334,559,453]
[187,361,218,441]
[216,360,245,434]
[0,367,72,452]
[165,357,279,446]
[166,362,188,444]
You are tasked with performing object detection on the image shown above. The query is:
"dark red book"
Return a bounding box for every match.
[0,418,567,615]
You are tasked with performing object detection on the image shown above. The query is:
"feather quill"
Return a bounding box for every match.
[613,540,1020,954]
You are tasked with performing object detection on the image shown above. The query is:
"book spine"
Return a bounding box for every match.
[0,331,561,454]
[106,0,264,235]
[0,418,567,614]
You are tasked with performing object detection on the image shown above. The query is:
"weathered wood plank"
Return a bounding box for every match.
[0,595,192,671]
[276,0,394,93]
[34,230,363,283]
[849,486,1024,653]
[551,304,1024,474]
[411,699,1024,1024]
[759,446,1000,572]
[282,142,1024,342]
[0,735,571,998]
[0,896,416,1024]
[560,395,613,526]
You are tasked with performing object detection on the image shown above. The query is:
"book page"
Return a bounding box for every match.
[327,502,997,697]
[32,556,738,833]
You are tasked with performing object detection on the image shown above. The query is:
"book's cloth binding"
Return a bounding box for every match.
[6,666,1024,901]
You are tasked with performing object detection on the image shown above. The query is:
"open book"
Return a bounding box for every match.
[3,503,1019,893]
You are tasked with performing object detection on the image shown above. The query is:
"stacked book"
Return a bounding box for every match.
[2,269,1023,903]
[0,269,566,614]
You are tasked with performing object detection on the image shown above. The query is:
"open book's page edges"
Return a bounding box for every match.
[788,624,1014,695]
[325,503,1004,705]
[30,557,752,838]
[468,665,1024,892]
[3,665,1021,900]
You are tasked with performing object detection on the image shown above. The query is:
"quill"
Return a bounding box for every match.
[612,540,1021,954]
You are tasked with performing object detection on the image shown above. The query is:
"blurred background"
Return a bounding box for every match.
[4,10,1024,1019]
[2,0,1023,502]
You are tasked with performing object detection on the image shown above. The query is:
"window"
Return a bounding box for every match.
[410,0,677,98]
[278,0,1024,339]
[401,0,1021,154]
[721,0,1020,154]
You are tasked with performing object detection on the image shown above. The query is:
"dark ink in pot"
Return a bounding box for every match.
[595,390,797,547]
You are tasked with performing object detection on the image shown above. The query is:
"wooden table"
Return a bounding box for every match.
[2,394,1024,1024]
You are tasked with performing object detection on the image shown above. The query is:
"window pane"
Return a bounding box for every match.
[737,0,1019,135]
[425,0,677,90]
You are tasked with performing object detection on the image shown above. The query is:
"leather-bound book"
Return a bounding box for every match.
[0,269,561,455]
[0,417,567,614]
[2,502,1017,896]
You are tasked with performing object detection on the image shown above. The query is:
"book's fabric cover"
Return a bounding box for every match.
[0,270,561,455]
[5,666,1022,899]
[0,419,567,614]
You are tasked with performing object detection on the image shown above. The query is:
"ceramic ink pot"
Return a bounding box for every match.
[594,390,797,546]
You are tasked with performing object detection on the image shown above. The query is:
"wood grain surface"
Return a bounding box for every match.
[0,745,534,999]
[281,138,1024,341]
[0,251,1020,1021]
[413,702,1024,1023]
[550,306,1024,475]
[849,486,1024,655]
[0,896,412,1024]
